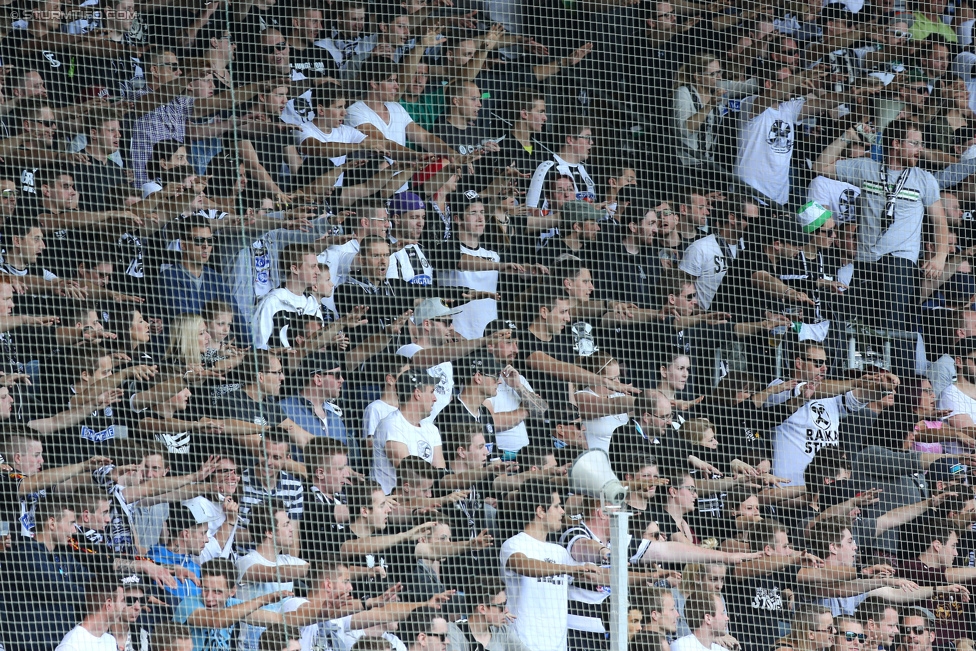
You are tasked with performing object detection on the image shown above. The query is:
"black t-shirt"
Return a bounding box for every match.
[711,247,780,324]
[300,486,346,563]
[137,410,210,476]
[327,527,414,601]
[429,116,501,189]
[434,398,496,454]
[728,568,799,651]
[518,329,576,406]
[71,159,129,212]
[213,388,288,429]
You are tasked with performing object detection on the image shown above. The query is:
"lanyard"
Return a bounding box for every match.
[881,164,911,230]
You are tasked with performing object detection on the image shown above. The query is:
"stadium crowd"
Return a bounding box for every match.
[5,0,976,649]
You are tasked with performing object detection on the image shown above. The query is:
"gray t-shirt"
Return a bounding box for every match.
[835,157,940,264]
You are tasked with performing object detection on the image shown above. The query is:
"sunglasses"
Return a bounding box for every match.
[843,633,867,642]
[427,633,448,641]
[191,236,214,245]
[681,292,697,300]
[33,119,56,128]
[903,626,927,635]
[266,41,288,51]
[803,356,828,367]
[889,29,912,38]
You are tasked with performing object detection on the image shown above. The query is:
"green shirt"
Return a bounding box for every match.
[400,88,446,131]
[910,12,957,43]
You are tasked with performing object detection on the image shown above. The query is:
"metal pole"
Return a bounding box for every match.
[608,510,631,651]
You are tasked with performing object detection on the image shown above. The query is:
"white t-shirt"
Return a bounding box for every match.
[236,549,308,601]
[438,244,500,339]
[281,597,408,651]
[679,234,737,310]
[318,239,360,288]
[397,342,453,422]
[372,410,442,494]
[500,532,574,651]
[345,101,413,147]
[296,123,366,187]
[671,634,729,651]
[56,626,117,651]
[807,175,861,225]
[363,398,398,442]
[489,374,534,453]
[766,379,865,485]
[735,96,805,205]
[576,388,629,452]
[937,384,976,454]
[252,287,323,349]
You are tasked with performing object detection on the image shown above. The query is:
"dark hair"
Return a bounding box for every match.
[200,558,238,585]
[346,479,384,518]
[747,518,788,552]
[248,499,287,539]
[304,437,348,473]
[397,606,444,643]
[503,479,559,537]
[882,118,917,157]
[441,424,483,463]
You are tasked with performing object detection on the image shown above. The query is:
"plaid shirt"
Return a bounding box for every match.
[129,95,195,185]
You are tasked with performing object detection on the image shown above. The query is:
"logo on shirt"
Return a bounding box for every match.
[766,120,793,154]
[811,402,830,429]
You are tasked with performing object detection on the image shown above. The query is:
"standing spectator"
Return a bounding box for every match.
[55,578,125,651]
[814,119,948,376]
[672,55,725,180]
[252,244,323,350]
[500,479,605,651]
[3,497,89,651]
[526,116,597,211]
[671,592,736,651]
[372,367,444,494]
[159,216,240,327]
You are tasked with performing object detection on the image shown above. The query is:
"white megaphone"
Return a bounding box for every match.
[569,449,628,506]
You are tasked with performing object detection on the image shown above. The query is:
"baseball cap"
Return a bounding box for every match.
[166,504,210,534]
[464,349,503,378]
[396,366,439,396]
[560,200,604,227]
[927,457,969,487]
[298,351,343,377]
[485,319,519,338]
[796,201,833,233]
[412,298,460,324]
[389,191,425,215]
[450,189,483,209]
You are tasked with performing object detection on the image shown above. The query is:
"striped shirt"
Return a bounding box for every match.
[239,468,304,526]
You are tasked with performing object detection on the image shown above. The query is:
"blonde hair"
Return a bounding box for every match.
[165,313,206,367]
[680,418,715,445]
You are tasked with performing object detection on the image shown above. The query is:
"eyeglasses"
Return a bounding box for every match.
[265,41,288,51]
[803,356,828,367]
[125,596,143,606]
[652,412,674,422]
[191,236,214,245]
[902,626,927,635]
[905,140,924,147]
[817,626,838,634]
[842,632,867,642]
[679,484,698,494]
[658,209,675,217]
[573,134,593,142]
[488,601,508,610]
[33,119,56,128]
[890,29,912,38]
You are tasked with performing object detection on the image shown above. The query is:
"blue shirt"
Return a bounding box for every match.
[279,396,348,445]
[174,595,244,651]
[159,263,244,336]
[149,544,202,600]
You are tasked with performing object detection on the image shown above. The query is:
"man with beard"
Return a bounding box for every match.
[815,118,948,378]
[855,599,901,651]
[896,609,936,651]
